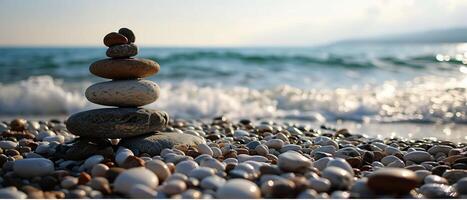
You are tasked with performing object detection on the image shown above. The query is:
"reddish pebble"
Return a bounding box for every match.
[103,32,128,47]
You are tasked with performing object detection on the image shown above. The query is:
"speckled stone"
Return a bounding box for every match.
[106,43,138,58]
[66,108,169,138]
[90,58,160,79]
[85,80,160,107]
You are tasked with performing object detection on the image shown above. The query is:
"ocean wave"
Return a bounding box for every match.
[1,75,466,124]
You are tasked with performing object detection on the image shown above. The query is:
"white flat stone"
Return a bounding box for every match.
[85,79,160,107]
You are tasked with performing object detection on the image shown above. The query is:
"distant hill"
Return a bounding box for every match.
[334,27,467,44]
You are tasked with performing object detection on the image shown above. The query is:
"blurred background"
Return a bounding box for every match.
[0,0,466,141]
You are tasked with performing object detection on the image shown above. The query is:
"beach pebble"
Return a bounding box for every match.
[297,189,319,199]
[216,179,261,199]
[311,145,336,155]
[308,177,331,192]
[322,166,354,190]
[424,175,448,184]
[106,43,138,58]
[313,157,334,171]
[67,108,168,139]
[160,179,187,195]
[118,27,135,43]
[428,145,453,155]
[189,167,215,180]
[367,168,418,194]
[197,143,213,156]
[201,175,226,190]
[265,139,284,149]
[114,167,159,195]
[326,157,354,175]
[233,130,250,139]
[175,160,199,176]
[277,151,312,172]
[115,147,134,166]
[335,147,360,158]
[129,184,157,199]
[456,177,467,195]
[384,146,401,155]
[181,189,202,199]
[381,155,401,166]
[200,157,225,172]
[14,158,54,178]
[10,118,27,131]
[442,169,467,184]
[83,155,104,169]
[403,151,433,163]
[419,183,458,198]
[91,164,109,177]
[121,132,204,156]
[90,58,160,79]
[61,176,78,189]
[103,32,128,47]
[0,141,17,149]
[86,80,159,107]
[314,136,338,148]
[0,187,27,199]
[145,159,171,181]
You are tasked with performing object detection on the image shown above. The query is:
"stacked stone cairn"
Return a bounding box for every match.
[64,28,204,160]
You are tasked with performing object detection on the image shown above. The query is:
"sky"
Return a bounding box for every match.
[1,0,467,47]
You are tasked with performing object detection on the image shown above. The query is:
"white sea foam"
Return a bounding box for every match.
[0,75,466,124]
[0,76,88,115]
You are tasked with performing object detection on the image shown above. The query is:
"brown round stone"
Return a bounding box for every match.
[89,58,160,79]
[367,168,419,194]
[10,118,27,131]
[103,32,128,47]
[118,28,135,43]
[78,172,91,185]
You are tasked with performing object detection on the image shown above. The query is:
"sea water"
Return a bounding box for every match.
[1,43,466,141]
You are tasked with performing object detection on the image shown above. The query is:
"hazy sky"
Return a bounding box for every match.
[1,0,467,46]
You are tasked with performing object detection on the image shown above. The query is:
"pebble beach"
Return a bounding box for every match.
[0,117,466,199]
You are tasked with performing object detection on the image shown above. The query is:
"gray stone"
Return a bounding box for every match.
[277,151,312,172]
[322,166,354,190]
[456,177,467,195]
[419,183,458,198]
[443,169,467,184]
[66,108,169,138]
[120,132,205,156]
[106,43,138,58]
[85,80,159,107]
[404,151,433,163]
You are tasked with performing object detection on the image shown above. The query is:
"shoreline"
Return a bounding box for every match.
[2,115,466,143]
[0,117,466,198]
